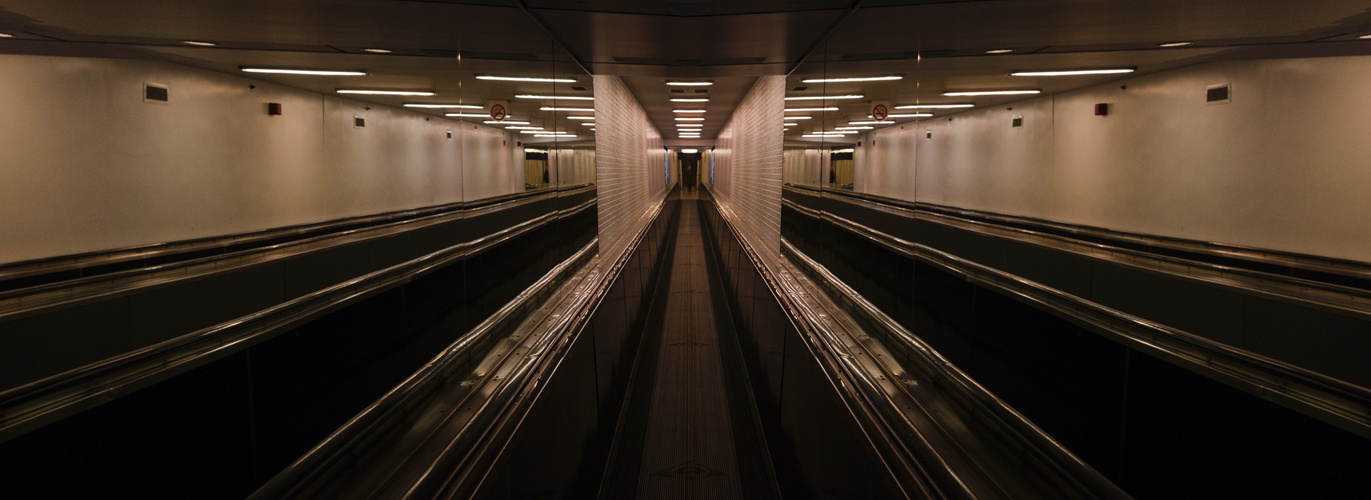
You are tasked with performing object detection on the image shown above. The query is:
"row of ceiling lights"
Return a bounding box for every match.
[225,60,596,138]
[783,32,1371,136]
[666,80,712,139]
[787,64,1144,136]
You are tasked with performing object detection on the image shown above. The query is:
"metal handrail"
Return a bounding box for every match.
[782,239,1129,498]
[0,199,596,443]
[0,184,594,289]
[706,185,1130,498]
[249,238,599,499]
[704,191,961,498]
[799,203,1371,440]
[785,184,1371,286]
[0,186,593,321]
[252,195,668,499]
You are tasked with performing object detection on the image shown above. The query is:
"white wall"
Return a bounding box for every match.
[852,55,1371,263]
[853,123,919,199]
[0,54,524,265]
[593,75,666,252]
[715,76,786,251]
[783,148,826,187]
[552,148,596,186]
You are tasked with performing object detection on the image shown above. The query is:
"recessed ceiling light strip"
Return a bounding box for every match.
[800,76,901,83]
[1011,68,1135,77]
[784,95,864,100]
[244,67,368,76]
[477,75,576,83]
[339,89,434,96]
[942,90,1040,96]
[894,104,974,109]
[516,94,594,100]
[406,103,482,109]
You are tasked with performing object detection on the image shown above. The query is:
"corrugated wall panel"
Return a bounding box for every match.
[713,76,785,252]
[594,75,666,251]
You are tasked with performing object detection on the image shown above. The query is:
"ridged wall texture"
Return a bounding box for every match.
[594,75,667,252]
[712,76,785,252]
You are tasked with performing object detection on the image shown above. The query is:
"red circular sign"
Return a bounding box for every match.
[872,104,889,121]
[490,104,507,121]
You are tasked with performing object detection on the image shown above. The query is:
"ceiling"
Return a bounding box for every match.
[2,0,1371,147]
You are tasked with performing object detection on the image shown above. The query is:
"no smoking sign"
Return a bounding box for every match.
[872,103,889,121]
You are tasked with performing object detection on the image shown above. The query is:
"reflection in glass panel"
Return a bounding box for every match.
[525,148,549,189]
[829,148,854,189]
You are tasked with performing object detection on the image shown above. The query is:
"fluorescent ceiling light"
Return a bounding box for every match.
[985,49,1014,54]
[485,120,530,124]
[569,116,595,120]
[832,148,855,153]
[678,124,703,127]
[540,107,595,112]
[447,113,492,118]
[673,109,707,113]
[785,107,839,112]
[848,120,902,125]
[477,75,577,83]
[535,134,576,138]
[803,134,854,138]
[0,33,14,38]
[1011,68,1135,77]
[785,116,812,120]
[243,68,368,76]
[1158,41,1193,47]
[1360,34,1371,40]
[835,126,873,130]
[681,149,699,153]
[864,113,932,119]
[183,40,216,46]
[505,126,544,130]
[407,103,482,109]
[784,122,799,126]
[339,89,434,96]
[894,104,974,109]
[516,94,594,100]
[784,95,864,101]
[525,148,548,153]
[666,81,713,86]
[943,90,1040,96]
[675,117,705,121]
[801,76,902,83]
[364,48,391,53]
[671,98,709,102]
